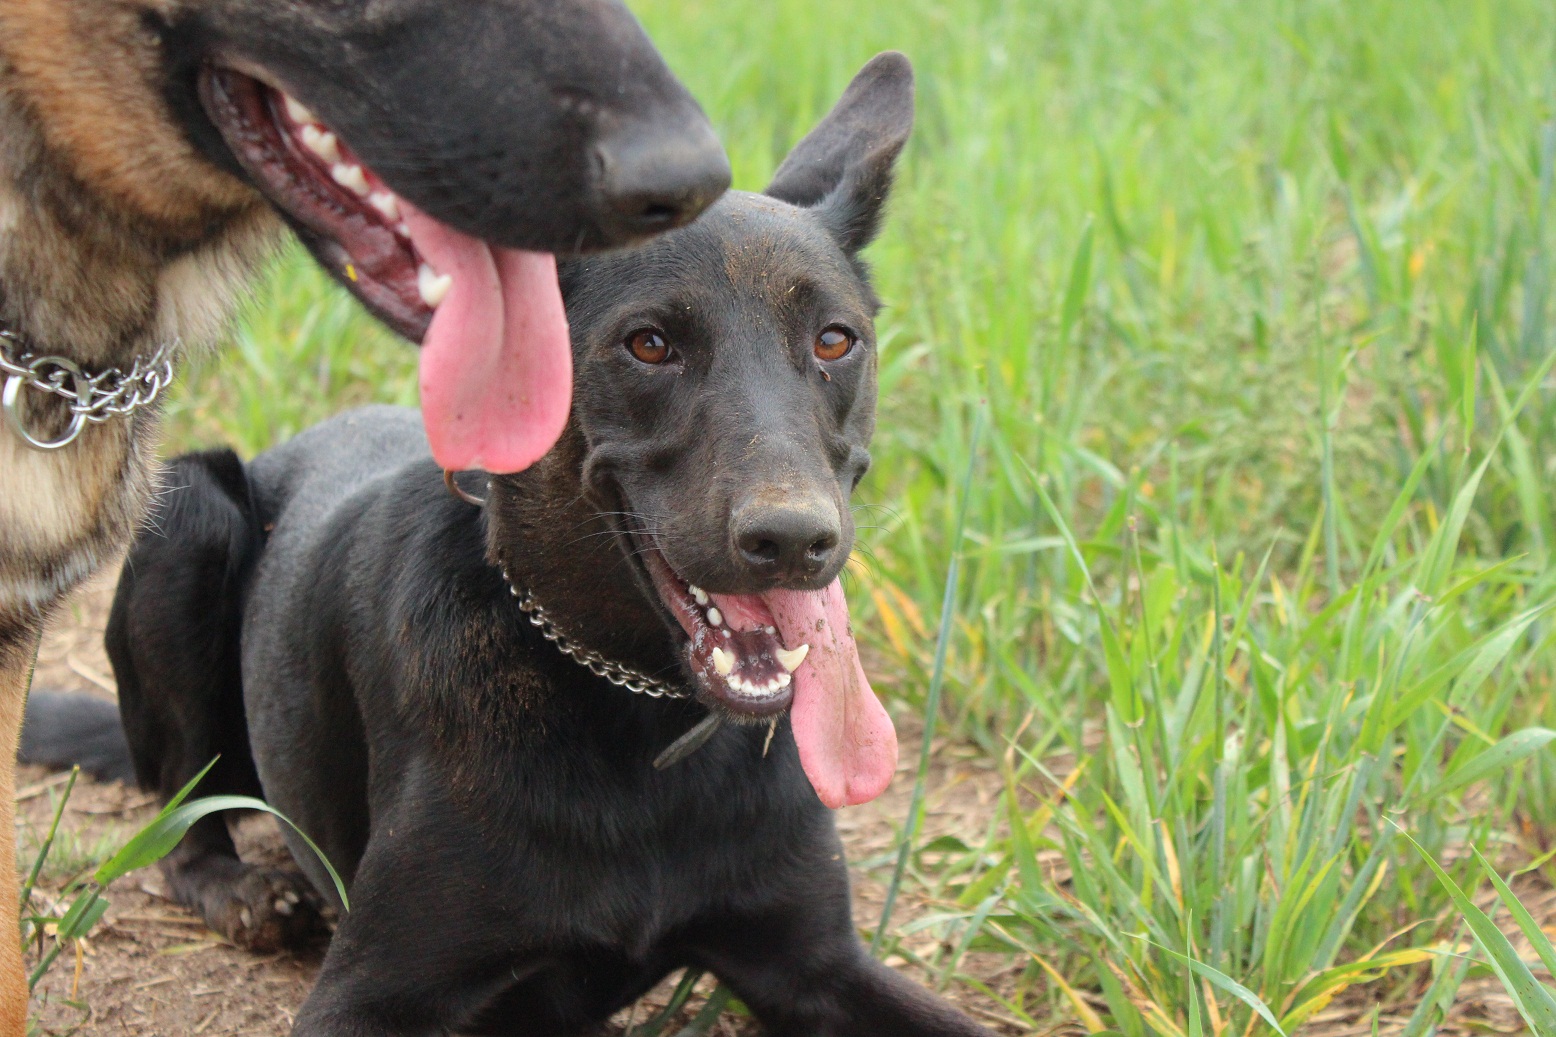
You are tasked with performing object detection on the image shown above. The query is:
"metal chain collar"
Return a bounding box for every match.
[0,327,176,450]
[500,567,690,700]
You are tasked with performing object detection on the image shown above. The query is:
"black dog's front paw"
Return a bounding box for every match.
[204,868,327,953]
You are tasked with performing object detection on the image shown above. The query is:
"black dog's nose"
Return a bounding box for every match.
[733,502,842,581]
[594,118,731,241]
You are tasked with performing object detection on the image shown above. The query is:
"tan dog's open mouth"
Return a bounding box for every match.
[201,69,572,475]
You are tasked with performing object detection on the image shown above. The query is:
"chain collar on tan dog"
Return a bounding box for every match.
[0,326,176,450]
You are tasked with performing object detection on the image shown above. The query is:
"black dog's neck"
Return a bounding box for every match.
[483,433,683,689]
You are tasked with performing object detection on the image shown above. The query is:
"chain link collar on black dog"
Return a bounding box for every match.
[0,326,176,450]
[460,473,735,769]
[497,566,731,769]
[499,568,691,701]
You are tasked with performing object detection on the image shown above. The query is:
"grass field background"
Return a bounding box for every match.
[160,1,1556,1032]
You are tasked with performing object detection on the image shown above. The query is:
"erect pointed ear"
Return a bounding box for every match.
[765,51,915,255]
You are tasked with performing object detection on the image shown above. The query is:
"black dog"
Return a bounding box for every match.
[25,53,994,1037]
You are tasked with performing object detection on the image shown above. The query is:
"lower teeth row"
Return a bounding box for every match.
[686,585,810,698]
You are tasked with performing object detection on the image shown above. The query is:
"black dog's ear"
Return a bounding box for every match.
[766,51,915,255]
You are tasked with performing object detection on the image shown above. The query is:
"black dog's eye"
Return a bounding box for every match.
[815,326,856,362]
[626,329,672,365]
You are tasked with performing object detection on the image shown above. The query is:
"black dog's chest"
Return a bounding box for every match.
[422,719,837,949]
[431,729,851,1033]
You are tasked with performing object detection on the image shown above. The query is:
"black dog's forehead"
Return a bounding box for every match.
[562,192,873,326]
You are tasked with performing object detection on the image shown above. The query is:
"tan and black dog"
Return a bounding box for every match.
[0,0,729,1029]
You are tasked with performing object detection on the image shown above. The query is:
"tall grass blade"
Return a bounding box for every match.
[872,409,985,952]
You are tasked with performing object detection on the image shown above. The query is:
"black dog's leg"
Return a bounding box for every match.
[697,906,994,1037]
[108,450,324,952]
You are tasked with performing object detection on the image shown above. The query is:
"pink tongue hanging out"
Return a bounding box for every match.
[402,204,573,474]
[713,581,898,808]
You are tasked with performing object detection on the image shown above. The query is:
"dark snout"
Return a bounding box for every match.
[594,115,731,242]
[200,0,731,255]
[731,493,845,584]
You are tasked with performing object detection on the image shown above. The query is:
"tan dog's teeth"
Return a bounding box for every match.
[775,644,809,672]
[706,606,722,627]
[283,94,317,125]
[332,163,370,196]
[418,264,453,308]
[368,191,400,222]
[301,125,340,163]
[711,647,734,676]
[689,585,708,606]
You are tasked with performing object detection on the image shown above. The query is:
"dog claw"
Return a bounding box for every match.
[274,897,295,916]
[239,906,254,931]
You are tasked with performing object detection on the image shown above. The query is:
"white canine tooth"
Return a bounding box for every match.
[775,644,810,672]
[332,163,370,196]
[283,95,317,126]
[368,191,401,222]
[690,585,709,606]
[301,125,340,164]
[765,626,776,635]
[706,606,723,627]
[777,672,791,689]
[418,264,453,308]
[711,647,734,677]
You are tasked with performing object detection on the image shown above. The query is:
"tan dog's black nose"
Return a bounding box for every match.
[594,117,731,240]
[732,498,842,582]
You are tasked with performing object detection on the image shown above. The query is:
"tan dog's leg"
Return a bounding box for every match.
[0,624,39,1037]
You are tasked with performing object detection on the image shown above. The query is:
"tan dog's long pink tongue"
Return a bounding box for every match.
[763,582,897,808]
[402,205,572,474]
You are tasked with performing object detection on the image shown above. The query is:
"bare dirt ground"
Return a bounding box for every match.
[20,570,1029,1036]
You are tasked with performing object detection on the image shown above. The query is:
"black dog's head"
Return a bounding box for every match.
[529,53,913,808]
[1,0,729,474]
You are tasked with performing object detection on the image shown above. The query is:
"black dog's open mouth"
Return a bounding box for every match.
[637,545,803,720]
[622,522,899,808]
[200,69,434,341]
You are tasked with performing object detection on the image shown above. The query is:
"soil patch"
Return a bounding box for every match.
[23,569,1026,1035]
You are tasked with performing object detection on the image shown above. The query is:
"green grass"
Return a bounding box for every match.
[159,0,1556,1031]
